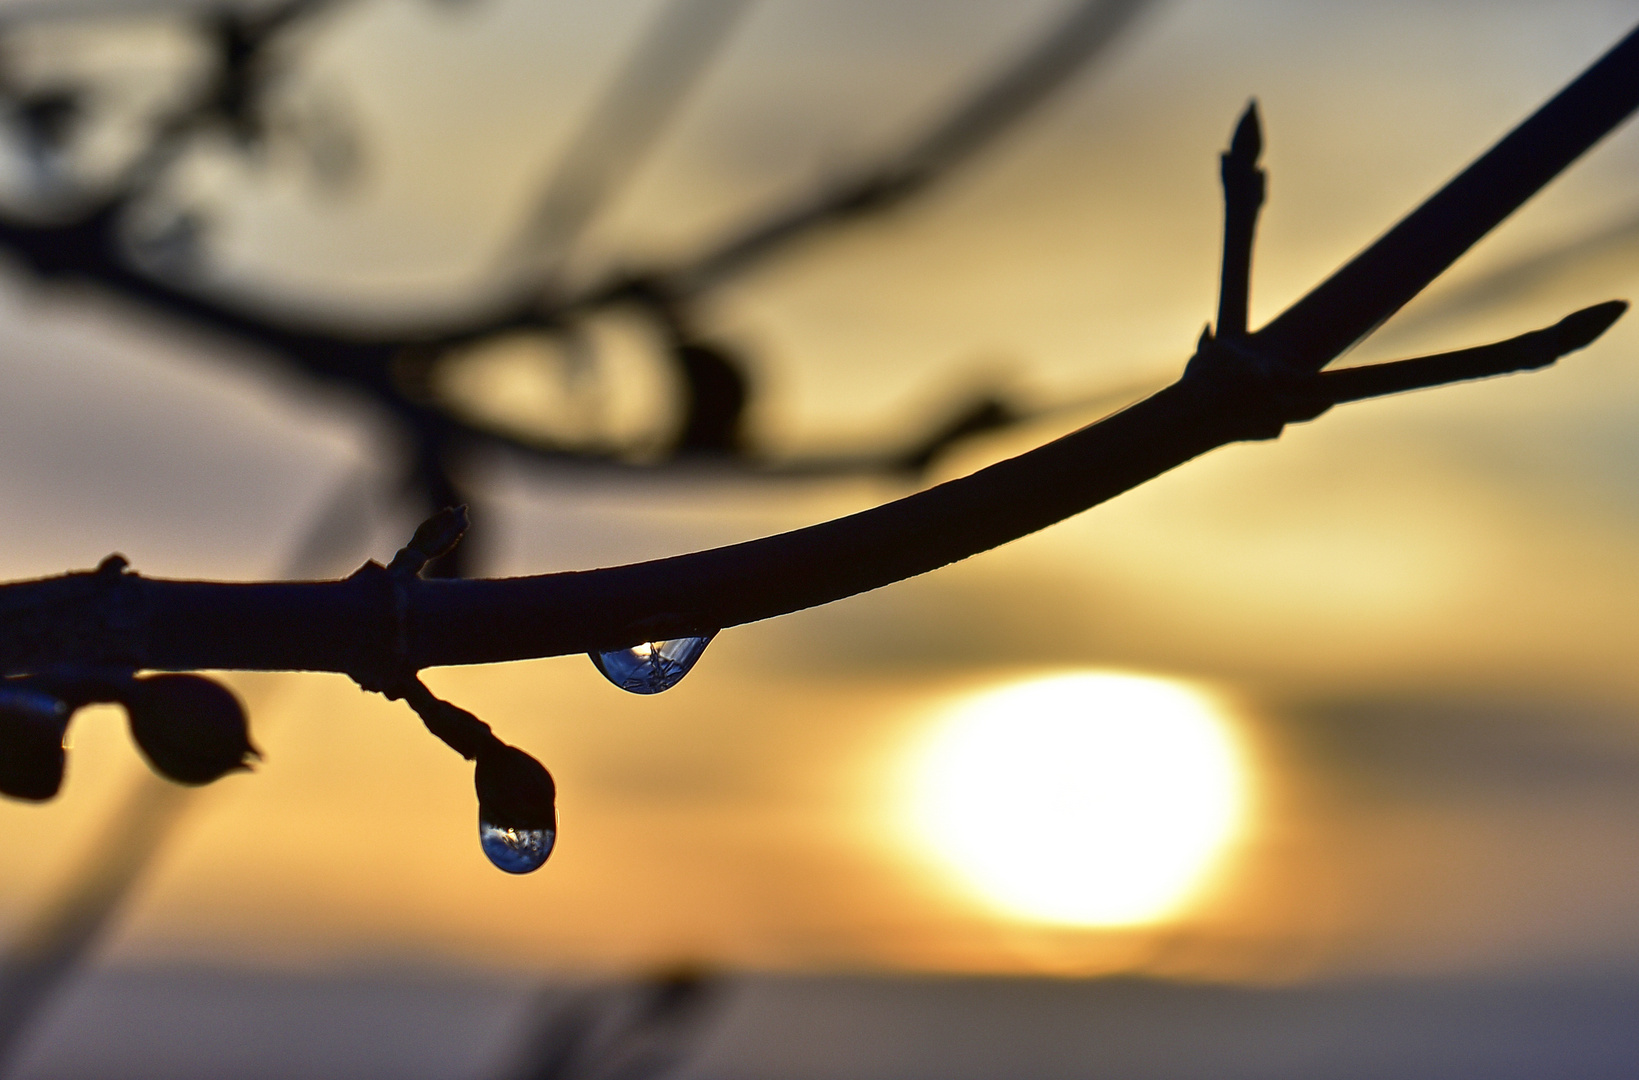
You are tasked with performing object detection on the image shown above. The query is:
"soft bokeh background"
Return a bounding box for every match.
[3,0,1639,1075]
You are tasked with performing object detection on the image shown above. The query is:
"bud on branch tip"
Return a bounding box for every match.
[1229,100,1261,163]
[388,505,469,577]
[1552,299,1627,353]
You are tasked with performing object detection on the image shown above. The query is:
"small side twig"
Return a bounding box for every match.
[385,504,470,578]
[396,674,497,761]
[1216,101,1264,342]
[1317,300,1627,404]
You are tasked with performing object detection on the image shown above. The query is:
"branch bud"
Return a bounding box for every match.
[388,505,470,578]
[124,674,259,786]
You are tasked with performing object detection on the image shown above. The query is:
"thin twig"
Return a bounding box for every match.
[1215,101,1263,341]
[502,0,757,279]
[1256,22,1639,368]
[1318,301,1625,404]
[651,0,1155,296]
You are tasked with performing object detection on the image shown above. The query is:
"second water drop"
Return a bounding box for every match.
[480,818,555,874]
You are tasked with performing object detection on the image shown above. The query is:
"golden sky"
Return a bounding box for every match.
[1,0,1639,987]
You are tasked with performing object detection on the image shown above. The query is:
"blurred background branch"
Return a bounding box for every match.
[0,0,1160,582]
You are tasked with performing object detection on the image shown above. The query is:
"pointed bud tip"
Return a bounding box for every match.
[1554,299,1627,353]
[411,505,469,557]
[1229,100,1262,161]
[436,503,470,539]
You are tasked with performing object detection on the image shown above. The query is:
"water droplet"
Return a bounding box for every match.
[590,634,714,694]
[480,818,555,874]
[0,687,68,801]
[0,686,67,720]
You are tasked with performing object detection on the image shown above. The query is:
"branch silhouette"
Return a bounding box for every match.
[1,17,1633,674]
[0,19,1635,874]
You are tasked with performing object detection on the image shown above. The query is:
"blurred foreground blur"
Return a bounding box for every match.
[11,966,1639,1079]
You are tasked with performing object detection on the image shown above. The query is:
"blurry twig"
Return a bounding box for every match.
[0,772,188,1077]
[503,971,720,1080]
[0,0,1156,506]
[502,0,758,281]
[648,0,1156,296]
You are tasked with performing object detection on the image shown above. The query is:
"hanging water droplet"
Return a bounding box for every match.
[590,634,715,694]
[475,743,554,873]
[0,686,69,801]
[480,817,555,874]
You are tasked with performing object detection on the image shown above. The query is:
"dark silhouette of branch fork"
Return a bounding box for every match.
[0,23,1635,686]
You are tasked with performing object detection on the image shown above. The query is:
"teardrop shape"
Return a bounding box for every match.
[474,743,555,874]
[0,687,68,802]
[480,818,555,874]
[124,674,259,786]
[590,634,715,694]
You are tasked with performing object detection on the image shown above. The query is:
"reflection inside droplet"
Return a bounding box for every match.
[480,818,555,874]
[0,686,68,723]
[590,634,714,694]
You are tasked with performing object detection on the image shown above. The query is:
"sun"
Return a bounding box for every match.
[902,672,1249,927]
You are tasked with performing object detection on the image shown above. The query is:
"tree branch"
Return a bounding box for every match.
[0,22,1634,681]
[1255,22,1639,367]
[0,296,1623,679]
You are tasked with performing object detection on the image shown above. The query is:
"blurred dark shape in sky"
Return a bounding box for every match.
[0,0,1157,561]
[500,968,718,1080]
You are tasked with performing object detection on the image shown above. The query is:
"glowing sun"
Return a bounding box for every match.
[903,672,1249,927]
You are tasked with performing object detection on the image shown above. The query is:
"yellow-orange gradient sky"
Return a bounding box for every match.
[2,0,1639,986]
